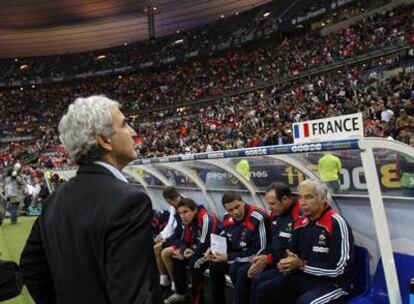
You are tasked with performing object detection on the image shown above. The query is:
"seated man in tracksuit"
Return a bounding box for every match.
[207,191,269,304]
[248,182,301,304]
[165,198,220,304]
[257,179,356,304]
[154,187,184,290]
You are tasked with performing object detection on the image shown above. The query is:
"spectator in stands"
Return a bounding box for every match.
[165,198,220,304]
[153,187,183,293]
[250,182,301,304]
[396,108,414,139]
[20,95,160,304]
[257,179,356,303]
[318,152,342,193]
[404,99,414,116]
[206,191,269,304]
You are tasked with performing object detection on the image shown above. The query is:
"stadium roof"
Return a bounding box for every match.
[0,0,273,58]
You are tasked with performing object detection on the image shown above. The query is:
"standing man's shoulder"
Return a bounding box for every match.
[110,183,152,214]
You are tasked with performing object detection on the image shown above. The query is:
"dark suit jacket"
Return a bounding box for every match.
[20,164,160,304]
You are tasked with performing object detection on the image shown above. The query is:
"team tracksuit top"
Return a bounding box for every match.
[291,205,355,289]
[265,200,301,266]
[223,204,270,264]
[177,205,221,259]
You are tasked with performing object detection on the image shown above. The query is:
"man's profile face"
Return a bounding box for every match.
[265,190,288,215]
[108,107,138,168]
[224,200,245,221]
[298,184,325,218]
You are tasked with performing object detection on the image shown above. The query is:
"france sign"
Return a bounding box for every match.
[293,113,364,144]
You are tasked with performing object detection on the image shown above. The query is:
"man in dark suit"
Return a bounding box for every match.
[20,95,160,304]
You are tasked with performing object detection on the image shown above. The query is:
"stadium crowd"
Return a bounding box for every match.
[1,58,414,169]
[0,3,413,171]
[0,3,412,120]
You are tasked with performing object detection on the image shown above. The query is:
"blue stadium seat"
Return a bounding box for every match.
[350,252,414,304]
[348,246,371,303]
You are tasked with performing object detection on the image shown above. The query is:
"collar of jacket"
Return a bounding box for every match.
[76,163,125,181]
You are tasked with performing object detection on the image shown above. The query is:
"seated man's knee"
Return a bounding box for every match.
[154,243,162,255]
[161,246,174,261]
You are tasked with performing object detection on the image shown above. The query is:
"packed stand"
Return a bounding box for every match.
[0,3,413,132]
[134,67,414,157]
[1,61,414,169]
[0,4,413,170]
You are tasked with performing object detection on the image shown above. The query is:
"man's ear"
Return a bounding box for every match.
[96,133,112,152]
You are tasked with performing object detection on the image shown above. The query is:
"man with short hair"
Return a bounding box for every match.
[207,191,269,304]
[165,198,220,304]
[20,95,160,304]
[257,179,355,304]
[249,182,300,304]
[154,187,183,292]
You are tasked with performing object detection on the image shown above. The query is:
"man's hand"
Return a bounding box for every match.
[277,250,303,272]
[247,255,268,278]
[211,252,228,263]
[204,248,213,260]
[172,248,184,260]
[183,248,195,259]
[154,234,165,244]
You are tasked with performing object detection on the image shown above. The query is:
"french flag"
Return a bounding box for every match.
[294,123,310,139]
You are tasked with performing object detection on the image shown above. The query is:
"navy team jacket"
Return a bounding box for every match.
[223,204,270,264]
[265,200,301,266]
[291,206,355,289]
[165,212,183,248]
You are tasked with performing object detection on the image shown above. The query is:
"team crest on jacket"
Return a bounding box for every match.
[318,233,327,245]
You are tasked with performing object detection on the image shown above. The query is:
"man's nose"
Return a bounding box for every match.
[130,126,137,137]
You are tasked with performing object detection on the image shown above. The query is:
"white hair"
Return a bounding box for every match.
[298,178,328,202]
[58,95,119,163]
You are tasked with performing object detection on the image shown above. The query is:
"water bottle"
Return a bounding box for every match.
[410,278,414,304]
